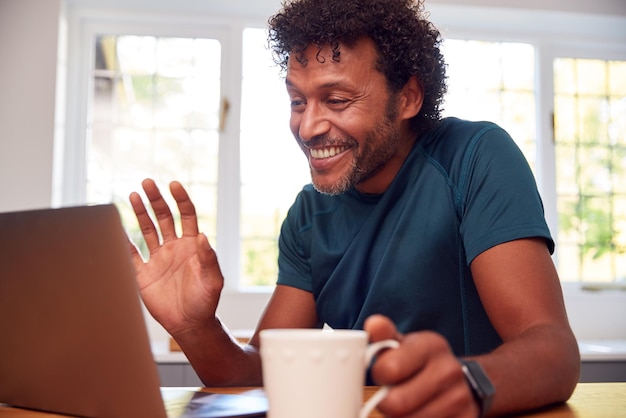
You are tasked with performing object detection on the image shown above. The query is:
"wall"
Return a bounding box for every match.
[0,0,62,213]
[63,0,626,17]
[429,0,625,16]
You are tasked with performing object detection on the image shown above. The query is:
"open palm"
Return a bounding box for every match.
[129,179,224,336]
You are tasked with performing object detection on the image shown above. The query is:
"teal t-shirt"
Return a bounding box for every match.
[277,117,553,356]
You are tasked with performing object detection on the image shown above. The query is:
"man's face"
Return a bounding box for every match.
[285,37,411,195]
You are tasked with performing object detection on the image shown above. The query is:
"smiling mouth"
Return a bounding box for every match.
[309,146,349,159]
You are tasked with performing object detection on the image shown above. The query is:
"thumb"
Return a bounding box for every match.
[196,233,216,265]
[195,233,224,282]
[364,314,402,343]
[128,238,143,261]
[127,238,151,291]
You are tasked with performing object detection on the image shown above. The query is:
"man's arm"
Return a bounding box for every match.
[129,179,320,386]
[179,284,321,386]
[468,237,580,415]
[367,238,580,417]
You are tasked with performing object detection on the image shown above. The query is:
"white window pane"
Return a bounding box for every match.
[441,39,536,169]
[554,58,626,283]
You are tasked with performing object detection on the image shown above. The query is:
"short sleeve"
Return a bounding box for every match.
[459,126,554,264]
[276,192,314,292]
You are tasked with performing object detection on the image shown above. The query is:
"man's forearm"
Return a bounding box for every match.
[476,323,580,417]
[173,316,263,387]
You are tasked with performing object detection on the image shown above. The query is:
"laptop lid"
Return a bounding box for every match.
[0,204,167,418]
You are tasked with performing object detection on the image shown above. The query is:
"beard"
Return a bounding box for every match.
[311,95,401,196]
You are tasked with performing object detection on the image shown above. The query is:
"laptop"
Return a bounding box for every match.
[0,204,267,417]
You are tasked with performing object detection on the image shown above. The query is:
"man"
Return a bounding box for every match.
[129,0,580,416]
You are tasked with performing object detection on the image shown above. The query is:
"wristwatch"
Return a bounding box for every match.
[459,359,495,417]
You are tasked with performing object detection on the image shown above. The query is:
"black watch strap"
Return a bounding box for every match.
[459,359,495,417]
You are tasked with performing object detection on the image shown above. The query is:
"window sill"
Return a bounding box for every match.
[579,340,626,362]
[150,337,626,364]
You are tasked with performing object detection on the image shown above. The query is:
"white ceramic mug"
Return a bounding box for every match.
[259,329,399,418]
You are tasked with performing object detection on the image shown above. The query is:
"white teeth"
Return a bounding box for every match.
[310,146,346,159]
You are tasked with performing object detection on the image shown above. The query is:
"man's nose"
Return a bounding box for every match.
[298,103,331,143]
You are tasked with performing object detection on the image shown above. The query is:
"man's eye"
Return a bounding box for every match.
[290,100,305,109]
[327,98,350,107]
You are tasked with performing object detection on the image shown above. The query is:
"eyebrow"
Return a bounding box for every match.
[285,78,343,90]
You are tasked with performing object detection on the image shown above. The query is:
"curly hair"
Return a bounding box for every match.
[267,0,447,135]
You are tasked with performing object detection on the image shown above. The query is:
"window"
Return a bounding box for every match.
[554,58,626,282]
[89,35,221,255]
[240,28,310,287]
[70,17,309,291]
[442,39,626,284]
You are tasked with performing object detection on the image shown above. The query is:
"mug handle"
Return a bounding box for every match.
[359,339,401,418]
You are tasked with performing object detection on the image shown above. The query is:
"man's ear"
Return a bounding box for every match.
[398,76,424,120]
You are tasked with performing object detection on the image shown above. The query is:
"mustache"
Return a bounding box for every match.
[298,134,357,149]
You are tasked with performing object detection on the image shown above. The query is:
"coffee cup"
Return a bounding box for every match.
[260,329,399,418]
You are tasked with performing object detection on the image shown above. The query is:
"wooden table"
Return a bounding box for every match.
[0,382,624,417]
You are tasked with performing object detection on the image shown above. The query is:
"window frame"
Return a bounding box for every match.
[60,3,626,338]
[62,8,248,289]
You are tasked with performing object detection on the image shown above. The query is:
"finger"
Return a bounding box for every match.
[142,178,178,242]
[129,189,161,253]
[381,373,474,418]
[170,181,199,237]
[378,344,473,417]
